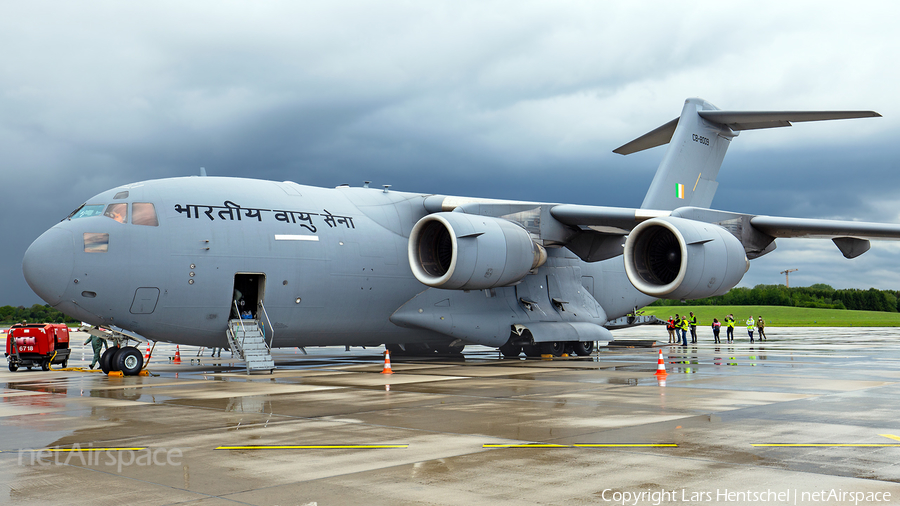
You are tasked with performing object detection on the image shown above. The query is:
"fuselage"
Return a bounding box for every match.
[23,177,653,348]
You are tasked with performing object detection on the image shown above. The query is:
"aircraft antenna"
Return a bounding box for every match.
[780,268,798,287]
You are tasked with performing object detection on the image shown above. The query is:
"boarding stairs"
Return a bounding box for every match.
[226,312,275,374]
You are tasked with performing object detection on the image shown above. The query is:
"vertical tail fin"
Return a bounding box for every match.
[615,98,734,211]
[614,98,880,211]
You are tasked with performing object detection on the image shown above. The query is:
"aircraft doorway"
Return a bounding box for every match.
[232,273,266,319]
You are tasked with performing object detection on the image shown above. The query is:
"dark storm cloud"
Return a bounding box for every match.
[2,1,900,305]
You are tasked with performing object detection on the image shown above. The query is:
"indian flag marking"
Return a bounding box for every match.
[676,184,685,199]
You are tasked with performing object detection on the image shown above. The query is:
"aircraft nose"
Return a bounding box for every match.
[23,228,75,306]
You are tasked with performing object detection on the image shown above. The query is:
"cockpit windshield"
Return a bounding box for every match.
[65,202,158,226]
[103,203,127,223]
[66,204,105,220]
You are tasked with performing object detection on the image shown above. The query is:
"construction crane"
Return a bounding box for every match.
[780,269,798,287]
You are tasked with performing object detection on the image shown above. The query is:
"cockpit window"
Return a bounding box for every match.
[84,233,109,253]
[113,191,129,200]
[67,204,105,220]
[103,203,127,223]
[132,203,159,226]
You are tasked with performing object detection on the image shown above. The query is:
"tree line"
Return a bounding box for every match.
[651,284,900,312]
[0,304,81,324]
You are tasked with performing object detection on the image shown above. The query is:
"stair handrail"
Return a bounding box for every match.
[233,300,247,340]
[225,324,244,360]
[259,301,274,350]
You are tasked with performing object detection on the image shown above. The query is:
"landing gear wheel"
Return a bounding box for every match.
[499,342,522,358]
[540,342,565,357]
[100,347,118,374]
[114,347,144,376]
[8,363,17,372]
[41,360,50,371]
[522,344,541,357]
[573,341,594,356]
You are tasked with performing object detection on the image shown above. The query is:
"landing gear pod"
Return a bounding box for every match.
[624,216,748,300]
[409,213,547,290]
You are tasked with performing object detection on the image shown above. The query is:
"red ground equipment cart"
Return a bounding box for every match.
[5,323,71,371]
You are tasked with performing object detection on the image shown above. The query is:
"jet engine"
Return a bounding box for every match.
[623,216,748,299]
[408,212,547,290]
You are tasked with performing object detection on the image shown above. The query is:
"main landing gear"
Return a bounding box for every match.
[99,346,144,376]
[499,337,594,358]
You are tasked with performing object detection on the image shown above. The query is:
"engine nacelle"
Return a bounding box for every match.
[623,216,748,299]
[408,213,547,290]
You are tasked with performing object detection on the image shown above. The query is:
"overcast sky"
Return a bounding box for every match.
[2,1,899,306]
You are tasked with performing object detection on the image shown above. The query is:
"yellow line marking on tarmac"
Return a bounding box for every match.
[483,443,678,448]
[879,434,900,441]
[215,445,408,450]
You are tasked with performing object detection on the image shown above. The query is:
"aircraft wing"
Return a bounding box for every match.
[749,215,900,239]
[546,203,900,261]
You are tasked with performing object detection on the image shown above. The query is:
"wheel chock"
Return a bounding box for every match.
[139,370,150,376]
[108,371,124,377]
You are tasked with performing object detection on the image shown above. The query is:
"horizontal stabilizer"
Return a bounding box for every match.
[615,108,881,155]
[612,118,679,155]
[698,110,881,131]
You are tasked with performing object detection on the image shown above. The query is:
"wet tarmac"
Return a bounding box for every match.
[2,327,900,505]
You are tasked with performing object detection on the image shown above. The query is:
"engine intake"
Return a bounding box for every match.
[624,217,748,299]
[409,213,546,290]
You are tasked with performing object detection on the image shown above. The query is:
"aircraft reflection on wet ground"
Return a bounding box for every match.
[2,327,900,505]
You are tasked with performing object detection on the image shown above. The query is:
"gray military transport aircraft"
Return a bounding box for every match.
[22,98,900,375]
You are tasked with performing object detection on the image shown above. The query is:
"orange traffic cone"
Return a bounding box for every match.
[174,345,182,364]
[654,349,667,377]
[381,349,393,374]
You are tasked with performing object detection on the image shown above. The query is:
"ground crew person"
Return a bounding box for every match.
[757,316,767,341]
[712,318,721,344]
[725,314,735,343]
[666,316,676,343]
[679,314,689,346]
[746,317,755,342]
[673,314,681,346]
[84,331,108,369]
[689,312,698,343]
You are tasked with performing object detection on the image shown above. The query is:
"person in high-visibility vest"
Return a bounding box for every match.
[673,314,682,345]
[666,317,676,343]
[746,317,755,342]
[689,312,698,343]
[679,314,689,346]
[725,314,735,343]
